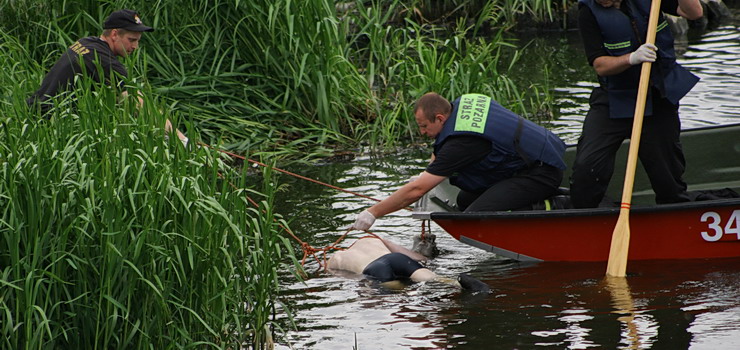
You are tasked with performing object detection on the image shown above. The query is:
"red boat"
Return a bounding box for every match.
[413,123,740,262]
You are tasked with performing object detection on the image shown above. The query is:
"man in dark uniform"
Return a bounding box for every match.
[570,0,703,208]
[28,9,152,115]
[27,9,188,144]
[350,92,567,230]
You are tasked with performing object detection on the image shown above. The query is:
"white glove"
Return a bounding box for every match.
[628,43,658,65]
[352,209,376,231]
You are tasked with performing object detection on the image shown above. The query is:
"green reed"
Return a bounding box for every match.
[0,33,300,348]
[351,3,555,146]
[1,0,558,156]
[408,0,555,27]
[0,1,563,347]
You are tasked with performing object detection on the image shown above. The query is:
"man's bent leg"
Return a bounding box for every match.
[464,164,562,212]
[456,190,481,211]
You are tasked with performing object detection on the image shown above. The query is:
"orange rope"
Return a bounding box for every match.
[420,219,428,241]
[201,142,432,271]
[215,171,335,271]
[199,142,383,203]
[199,142,413,211]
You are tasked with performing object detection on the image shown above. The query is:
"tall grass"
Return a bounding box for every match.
[0,1,564,347]
[349,1,555,147]
[0,32,300,348]
[408,0,556,27]
[1,0,558,156]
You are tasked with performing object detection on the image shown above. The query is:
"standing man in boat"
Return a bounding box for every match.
[569,0,703,208]
[351,92,567,231]
[27,9,189,145]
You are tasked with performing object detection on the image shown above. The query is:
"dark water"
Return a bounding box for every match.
[274,9,740,350]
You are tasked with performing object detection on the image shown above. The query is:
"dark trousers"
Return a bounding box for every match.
[569,88,690,208]
[362,253,423,282]
[457,163,563,212]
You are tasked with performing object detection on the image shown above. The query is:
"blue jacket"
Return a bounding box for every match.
[434,94,566,193]
[580,0,699,118]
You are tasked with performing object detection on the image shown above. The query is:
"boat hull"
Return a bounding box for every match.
[415,123,740,262]
[430,199,740,262]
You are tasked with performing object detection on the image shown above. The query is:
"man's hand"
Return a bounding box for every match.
[120,90,144,109]
[352,209,376,231]
[629,43,658,65]
[165,119,190,147]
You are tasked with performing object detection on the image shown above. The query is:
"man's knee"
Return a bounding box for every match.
[456,190,480,211]
[570,167,607,208]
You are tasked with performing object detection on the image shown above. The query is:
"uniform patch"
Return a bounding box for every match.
[69,41,90,56]
[454,93,490,133]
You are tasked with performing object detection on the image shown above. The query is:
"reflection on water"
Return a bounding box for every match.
[674,21,740,128]
[604,277,641,349]
[275,9,740,350]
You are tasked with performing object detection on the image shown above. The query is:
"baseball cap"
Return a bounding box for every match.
[103,9,154,32]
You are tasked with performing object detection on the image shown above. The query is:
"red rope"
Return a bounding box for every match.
[201,142,431,271]
[214,171,333,271]
[199,142,383,203]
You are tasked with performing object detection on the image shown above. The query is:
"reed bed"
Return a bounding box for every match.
[408,0,556,27]
[2,0,557,155]
[0,32,300,348]
[0,0,563,347]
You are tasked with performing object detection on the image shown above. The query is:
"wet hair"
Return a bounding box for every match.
[101,28,136,37]
[414,92,451,123]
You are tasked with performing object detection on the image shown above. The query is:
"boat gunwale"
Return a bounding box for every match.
[428,198,740,221]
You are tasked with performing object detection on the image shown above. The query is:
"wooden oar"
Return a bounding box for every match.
[606,0,663,277]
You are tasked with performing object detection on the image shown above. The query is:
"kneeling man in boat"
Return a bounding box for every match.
[327,234,489,292]
[350,92,567,230]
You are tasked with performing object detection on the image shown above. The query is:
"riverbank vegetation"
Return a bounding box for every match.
[1,0,565,348]
[2,0,559,158]
[0,34,300,349]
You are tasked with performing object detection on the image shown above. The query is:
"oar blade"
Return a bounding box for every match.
[606,211,631,277]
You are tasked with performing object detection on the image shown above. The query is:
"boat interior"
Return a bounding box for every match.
[414,123,740,215]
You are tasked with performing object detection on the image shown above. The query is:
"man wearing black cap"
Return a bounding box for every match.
[27,9,188,144]
[28,9,153,114]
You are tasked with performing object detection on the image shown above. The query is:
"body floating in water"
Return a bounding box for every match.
[327,234,490,293]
